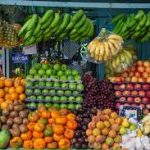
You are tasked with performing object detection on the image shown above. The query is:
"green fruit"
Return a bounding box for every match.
[29,68,37,75]
[29,102,37,108]
[34,63,41,69]
[61,83,68,89]
[68,96,75,102]
[65,90,72,95]
[46,69,53,76]
[26,89,33,95]
[44,128,53,137]
[53,104,60,109]
[67,104,75,110]
[46,82,53,87]
[61,64,67,71]
[53,64,61,71]
[57,90,64,95]
[45,96,51,101]
[71,70,79,76]
[27,14,38,31]
[72,9,84,23]
[42,89,49,95]
[75,104,81,109]
[77,84,84,91]
[34,89,41,95]
[39,81,46,86]
[42,64,49,70]
[37,95,44,100]
[26,81,33,87]
[53,82,60,88]
[60,104,67,108]
[57,70,64,77]
[0,129,10,149]
[76,96,83,103]
[50,13,61,28]
[38,69,45,76]
[33,21,41,36]
[38,118,48,126]
[49,89,56,95]
[60,96,67,102]
[59,75,67,81]
[69,83,77,90]
[52,96,60,102]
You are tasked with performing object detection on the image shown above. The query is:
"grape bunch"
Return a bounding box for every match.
[71,108,97,149]
[82,72,116,110]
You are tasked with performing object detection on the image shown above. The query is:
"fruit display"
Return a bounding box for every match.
[18,9,94,46]
[109,60,150,83]
[71,108,97,149]
[141,113,150,135]
[21,107,77,149]
[112,10,150,42]
[0,20,20,47]
[86,109,137,149]
[0,101,29,138]
[82,72,116,110]
[0,77,26,110]
[114,82,150,115]
[25,63,84,110]
[106,47,137,76]
[87,28,123,62]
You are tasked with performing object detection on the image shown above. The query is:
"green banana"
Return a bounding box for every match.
[74,15,86,29]
[18,18,31,37]
[139,14,147,27]
[72,9,84,23]
[41,15,54,30]
[40,9,54,24]
[135,10,145,20]
[88,19,94,37]
[27,14,38,31]
[33,22,41,36]
[77,18,89,34]
[24,30,33,41]
[49,13,61,28]
[111,13,125,24]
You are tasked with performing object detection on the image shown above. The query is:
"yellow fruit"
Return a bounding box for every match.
[108,130,116,138]
[86,129,92,136]
[104,121,110,128]
[92,128,101,136]
[110,112,118,119]
[88,135,95,143]
[102,128,109,136]
[96,121,105,129]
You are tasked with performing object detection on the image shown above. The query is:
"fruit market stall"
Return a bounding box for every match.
[0,0,150,149]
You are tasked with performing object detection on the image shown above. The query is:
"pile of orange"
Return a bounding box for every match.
[22,107,77,149]
[0,77,26,109]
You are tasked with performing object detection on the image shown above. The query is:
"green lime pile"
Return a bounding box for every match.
[112,10,150,42]
[25,63,84,110]
[18,9,94,46]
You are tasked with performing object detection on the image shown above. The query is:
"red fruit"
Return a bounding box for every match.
[137,61,144,66]
[137,66,145,73]
[123,91,131,96]
[142,97,149,104]
[119,97,126,102]
[126,77,131,82]
[140,104,145,109]
[134,97,141,103]
[116,103,120,108]
[146,104,150,109]
[129,72,134,77]
[143,109,149,115]
[115,91,122,97]
[126,84,134,90]
[142,72,149,78]
[135,72,141,78]
[146,91,150,97]
[143,61,150,67]
[145,67,150,73]
[131,77,138,82]
[138,91,145,97]
[119,84,126,90]
[127,97,134,103]
[134,84,141,89]
[146,77,150,83]
[142,84,149,90]
[131,90,138,96]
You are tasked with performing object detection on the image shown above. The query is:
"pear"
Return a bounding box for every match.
[119,127,127,135]
[121,118,129,128]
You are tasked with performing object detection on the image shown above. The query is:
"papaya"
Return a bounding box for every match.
[0,129,10,148]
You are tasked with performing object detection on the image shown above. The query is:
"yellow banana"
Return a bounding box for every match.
[108,39,122,51]
[99,42,105,61]
[107,41,119,56]
[108,34,123,43]
[103,41,111,60]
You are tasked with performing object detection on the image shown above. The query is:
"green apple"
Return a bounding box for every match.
[65,90,72,95]
[60,75,67,81]
[38,69,45,76]
[34,75,41,80]
[37,95,44,100]
[60,96,67,102]
[42,64,49,70]
[45,103,52,108]
[29,68,37,75]
[77,84,84,91]
[26,81,33,87]
[51,75,57,79]
[76,96,83,103]
[38,103,44,107]
[29,102,37,108]
[46,69,53,76]
[71,70,79,76]
[73,91,80,95]
[61,83,68,89]
[67,76,73,80]
[75,104,82,109]
[67,104,75,110]
[39,81,46,86]
[57,70,64,77]
[53,64,61,71]
[65,69,71,76]
[57,90,64,95]
[45,96,51,101]
[26,89,33,95]
[105,137,114,146]
[69,83,77,90]
[46,82,53,87]
[49,89,56,95]
[53,104,60,109]
[30,95,36,100]
[42,89,49,95]
[68,96,75,102]
[34,63,41,69]
[119,127,127,135]
[74,75,81,81]
[53,82,60,88]
[34,89,41,95]
[26,75,34,80]
[52,96,60,102]
[60,104,67,108]
[61,64,67,71]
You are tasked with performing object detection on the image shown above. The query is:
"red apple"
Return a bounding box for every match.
[131,76,138,82]
[119,84,126,90]
[135,72,141,78]
[127,97,134,103]
[143,61,150,67]
[123,91,131,96]
[116,103,120,108]
[137,61,144,66]
[115,91,122,97]
[126,84,134,90]
[139,104,145,109]
[138,77,145,83]
[131,90,138,96]
[137,66,145,73]
[126,77,131,82]
[142,84,150,90]
[134,84,141,89]
[138,91,145,97]
[143,109,149,115]
[134,97,141,103]
[142,72,149,79]
[145,67,150,73]
[146,91,150,97]
[142,97,149,104]
[124,103,129,106]
[146,104,150,109]
[146,77,150,83]
[132,104,137,106]
[119,97,126,102]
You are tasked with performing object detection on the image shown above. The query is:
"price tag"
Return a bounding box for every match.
[12,53,29,64]
[23,44,37,55]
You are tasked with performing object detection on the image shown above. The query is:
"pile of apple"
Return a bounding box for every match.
[115,83,150,115]
[86,109,137,150]
[109,60,150,83]
[25,63,84,110]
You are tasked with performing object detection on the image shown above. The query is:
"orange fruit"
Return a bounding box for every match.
[8,87,16,94]
[4,87,9,93]
[1,102,8,109]
[4,94,11,100]
[11,92,19,101]
[0,79,4,88]
[0,98,4,104]
[4,79,14,87]
[16,86,24,94]
[0,89,5,98]
[19,93,26,101]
